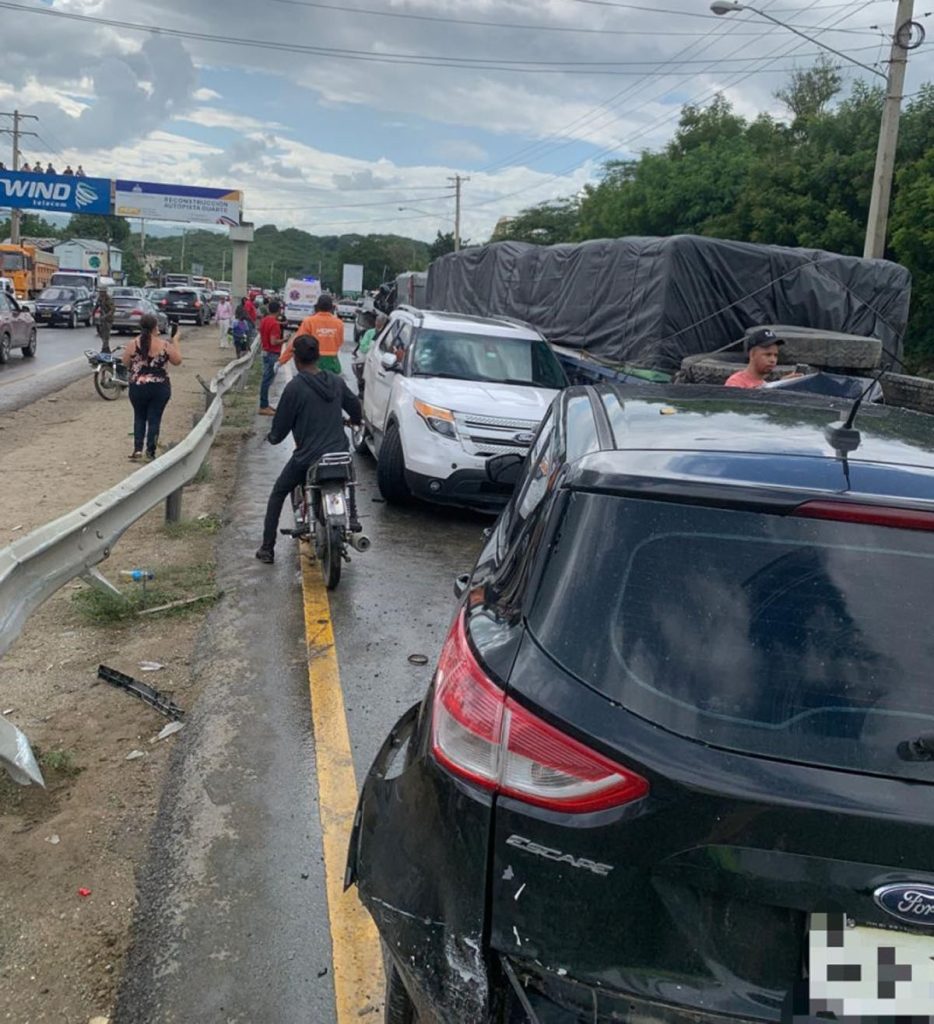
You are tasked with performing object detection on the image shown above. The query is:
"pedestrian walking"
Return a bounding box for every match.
[96,286,115,353]
[258,299,285,416]
[121,315,182,461]
[215,294,233,348]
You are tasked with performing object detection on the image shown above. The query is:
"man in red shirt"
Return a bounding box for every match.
[259,299,285,415]
[725,329,786,388]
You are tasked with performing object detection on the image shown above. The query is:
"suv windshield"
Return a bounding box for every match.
[412,329,566,388]
[529,493,934,782]
[40,288,77,301]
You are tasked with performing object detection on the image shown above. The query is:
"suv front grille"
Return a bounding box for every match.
[454,413,539,457]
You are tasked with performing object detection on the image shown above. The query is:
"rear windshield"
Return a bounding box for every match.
[528,493,934,781]
[167,290,197,299]
[412,330,566,389]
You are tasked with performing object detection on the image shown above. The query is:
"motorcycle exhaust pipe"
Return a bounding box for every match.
[349,533,371,553]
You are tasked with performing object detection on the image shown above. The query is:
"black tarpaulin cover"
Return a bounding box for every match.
[425,235,912,371]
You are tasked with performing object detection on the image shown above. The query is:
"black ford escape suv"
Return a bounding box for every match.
[348,383,934,1024]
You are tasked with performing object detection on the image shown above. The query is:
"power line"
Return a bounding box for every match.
[263,0,878,37]
[0,1,888,76]
[470,0,872,213]
[249,194,456,212]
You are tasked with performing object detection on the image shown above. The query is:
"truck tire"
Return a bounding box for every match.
[376,423,410,503]
[384,960,418,1024]
[881,372,934,415]
[777,331,882,371]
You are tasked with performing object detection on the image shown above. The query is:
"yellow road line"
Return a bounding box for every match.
[300,554,384,1021]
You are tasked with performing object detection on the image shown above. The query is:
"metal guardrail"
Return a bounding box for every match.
[0,340,259,786]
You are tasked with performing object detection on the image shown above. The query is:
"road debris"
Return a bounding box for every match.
[125,750,146,761]
[78,888,92,898]
[97,665,184,721]
[407,654,429,666]
[45,834,61,846]
[156,721,184,741]
[139,661,165,672]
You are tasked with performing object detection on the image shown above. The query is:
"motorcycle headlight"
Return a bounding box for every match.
[414,399,457,439]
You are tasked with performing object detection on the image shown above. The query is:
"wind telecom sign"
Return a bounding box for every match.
[0,170,111,215]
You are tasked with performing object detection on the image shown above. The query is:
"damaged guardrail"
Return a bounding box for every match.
[0,340,259,786]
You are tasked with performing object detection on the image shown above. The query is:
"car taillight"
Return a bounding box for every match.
[130,308,144,316]
[159,300,167,307]
[431,612,649,813]
[794,500,934,531]
[194,300,202,308]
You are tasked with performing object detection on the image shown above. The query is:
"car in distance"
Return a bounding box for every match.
[0,291,37,363]
[112,297,169,336]
[33,286,94,328]
[349,383,934,1024]
[336,297,359,321]
[359,307,568,510]
[156,287,210,325]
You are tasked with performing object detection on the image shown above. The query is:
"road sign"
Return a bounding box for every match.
[114,180,242,226]
[342,263,364,294]
[0,171,111,215]
[191,262,204,276]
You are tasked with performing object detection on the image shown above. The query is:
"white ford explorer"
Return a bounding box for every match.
[359,307,568,510]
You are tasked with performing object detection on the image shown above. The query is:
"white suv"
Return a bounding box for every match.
[360,307,568,509]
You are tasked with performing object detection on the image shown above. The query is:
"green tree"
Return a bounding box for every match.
[64,214,131,247]
[428,231,458,260]
[774,55,843,123]
[490,198,580,245]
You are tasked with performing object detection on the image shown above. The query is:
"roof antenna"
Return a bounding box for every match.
[824,364,888,457]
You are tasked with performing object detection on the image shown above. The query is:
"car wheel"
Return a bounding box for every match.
[384,961,418,1024]
[0,333,11,364]
[22,329,37,358]
[84,313,92,327]
[69,311,77,329]
[376,422,410,503]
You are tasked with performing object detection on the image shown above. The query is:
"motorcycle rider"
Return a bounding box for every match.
[255,333,362,565]
[96,285,115,353]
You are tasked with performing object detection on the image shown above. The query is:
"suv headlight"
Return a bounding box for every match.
[60,305,73,312]
[414,399,457,440]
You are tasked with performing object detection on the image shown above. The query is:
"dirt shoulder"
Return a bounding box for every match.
[0,328,261,1024]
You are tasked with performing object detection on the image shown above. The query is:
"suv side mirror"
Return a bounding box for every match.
[486,452,525,488]
[379,352,400,372]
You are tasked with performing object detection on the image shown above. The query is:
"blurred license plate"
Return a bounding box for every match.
[809,913,934,1016]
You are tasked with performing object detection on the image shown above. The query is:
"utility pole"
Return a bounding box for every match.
[180,229,186,273]
[221,249,227,282]
[864,0,915,259]
[0,110,39,245]
[447,174,470,252]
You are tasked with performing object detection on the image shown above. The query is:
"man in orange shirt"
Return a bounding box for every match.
[279,293,345,374]
[725,329,786,388]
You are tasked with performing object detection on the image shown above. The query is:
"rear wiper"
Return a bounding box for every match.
[897,735,934,762]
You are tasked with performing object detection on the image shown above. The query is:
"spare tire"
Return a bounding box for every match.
[750,326,883,371]
[880,372,934,415]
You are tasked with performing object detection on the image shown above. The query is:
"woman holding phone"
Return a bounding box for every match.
[121,314,183,461]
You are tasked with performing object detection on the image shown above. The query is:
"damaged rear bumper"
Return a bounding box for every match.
[347,701,498,1023]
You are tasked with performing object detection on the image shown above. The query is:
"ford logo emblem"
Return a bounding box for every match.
[514,432,535,445]
[874,884,934,927]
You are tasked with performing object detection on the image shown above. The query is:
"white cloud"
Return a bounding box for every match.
[193,87,222,102]
[434,140,489,163]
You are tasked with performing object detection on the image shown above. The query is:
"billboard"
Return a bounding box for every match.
[0,171,111,215]
[115,180,242,226]
[342,263,364,294]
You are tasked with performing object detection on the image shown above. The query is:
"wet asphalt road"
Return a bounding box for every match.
[115,342,489,1023]
[0,323,99,414]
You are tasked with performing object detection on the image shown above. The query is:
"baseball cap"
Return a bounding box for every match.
[745,328,784,353]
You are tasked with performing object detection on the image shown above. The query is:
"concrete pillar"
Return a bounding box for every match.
[229,223,254,304]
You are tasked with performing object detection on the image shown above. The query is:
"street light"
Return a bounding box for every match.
[711,0,915,259]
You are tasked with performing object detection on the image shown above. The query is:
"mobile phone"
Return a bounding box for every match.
[794,363,808,375]
[171,322,180,338]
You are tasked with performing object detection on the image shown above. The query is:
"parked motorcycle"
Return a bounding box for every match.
[283,450,370,590]
[85,348,129,401]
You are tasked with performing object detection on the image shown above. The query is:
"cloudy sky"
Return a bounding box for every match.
[1,0,931,241]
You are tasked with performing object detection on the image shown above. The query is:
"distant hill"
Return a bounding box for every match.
[140,224,431,291]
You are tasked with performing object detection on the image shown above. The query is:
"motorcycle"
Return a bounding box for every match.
[85,348,129,401]
[283,450,370,590]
